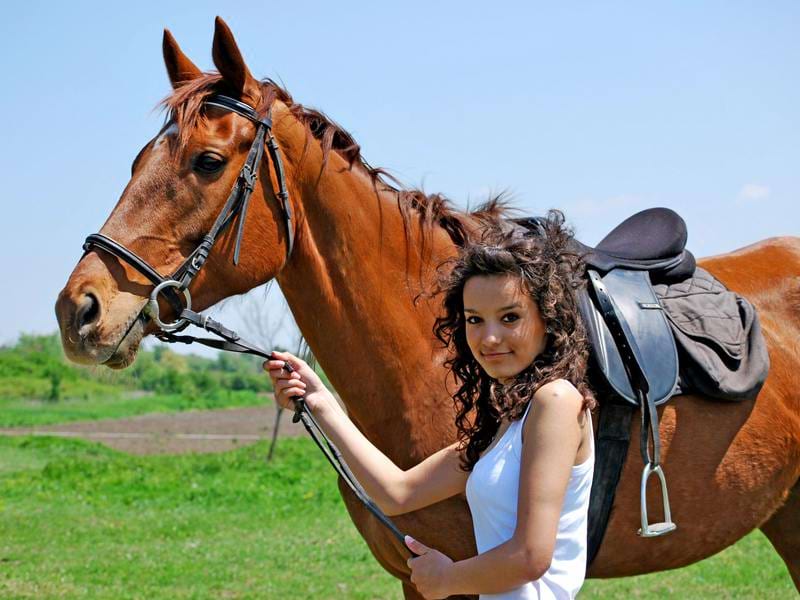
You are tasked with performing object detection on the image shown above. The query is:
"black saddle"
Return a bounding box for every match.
[578,207,696,280]
[517,206,696,279]
[516,207,692,407]
[516,207,691,563]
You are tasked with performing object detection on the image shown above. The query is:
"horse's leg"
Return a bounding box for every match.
[760,478,800,591]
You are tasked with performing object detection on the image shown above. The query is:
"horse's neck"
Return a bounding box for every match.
[274,118,456,463]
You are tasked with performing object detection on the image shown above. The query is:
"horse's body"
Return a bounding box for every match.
[55,19,800,597]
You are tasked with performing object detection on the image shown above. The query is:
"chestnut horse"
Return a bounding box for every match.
[56,18,800,598]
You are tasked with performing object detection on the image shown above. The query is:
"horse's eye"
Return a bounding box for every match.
[193,153,226,174]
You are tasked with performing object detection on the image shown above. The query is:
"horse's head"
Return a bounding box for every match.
[55,18,293,368]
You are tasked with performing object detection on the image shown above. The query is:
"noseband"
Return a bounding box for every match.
[82,94,294,331]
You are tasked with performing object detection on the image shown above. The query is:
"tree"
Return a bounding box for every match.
[46,364,63,402]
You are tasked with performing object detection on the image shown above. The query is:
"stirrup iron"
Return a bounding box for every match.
[638,462,677,537]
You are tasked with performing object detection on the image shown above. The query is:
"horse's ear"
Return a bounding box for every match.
[212,16,260,104]
[162,29,202,89]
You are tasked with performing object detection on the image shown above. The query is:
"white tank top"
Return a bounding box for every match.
[465,400,594,600]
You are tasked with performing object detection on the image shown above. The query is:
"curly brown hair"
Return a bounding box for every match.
[432,210,597,471]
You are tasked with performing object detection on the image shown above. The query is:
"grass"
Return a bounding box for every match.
[0,390,271,428]
[582,534,795,599]
[0,435,795,599]
[0,436,399,599]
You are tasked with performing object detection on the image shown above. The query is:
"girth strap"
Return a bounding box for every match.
[587,402,634,566]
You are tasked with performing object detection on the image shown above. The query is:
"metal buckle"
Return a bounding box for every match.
[638,463,677,537]
[240,164,257,191]
[147,280,191,331]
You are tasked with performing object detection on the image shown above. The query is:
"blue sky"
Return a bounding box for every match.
[1,1,797,352]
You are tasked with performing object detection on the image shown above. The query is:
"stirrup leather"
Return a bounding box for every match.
[636,386,677,537]
[584,269,678,538]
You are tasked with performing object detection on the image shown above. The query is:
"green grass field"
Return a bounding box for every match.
[0,436,396,599]
[0,435,795,599]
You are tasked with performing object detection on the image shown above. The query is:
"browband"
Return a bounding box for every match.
[205,94,273,129]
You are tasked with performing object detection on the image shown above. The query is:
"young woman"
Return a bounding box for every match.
[265,211,597,599]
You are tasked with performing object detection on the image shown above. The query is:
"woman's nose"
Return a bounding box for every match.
[482,325,502,346]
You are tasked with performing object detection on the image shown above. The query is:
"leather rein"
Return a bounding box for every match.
[81,94,412,552]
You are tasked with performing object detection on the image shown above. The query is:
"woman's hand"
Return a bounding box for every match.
[405,536,456,599]
[264,351,332,413]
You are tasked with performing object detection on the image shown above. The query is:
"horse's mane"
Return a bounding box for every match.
[160,73,512,251]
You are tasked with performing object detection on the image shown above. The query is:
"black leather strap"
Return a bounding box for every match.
[83,234,166,288]
[205,95,272,129]
[82,233,186,316]
[156,307,413,552]
[587,402,634,567]
[266,131,294,259]
[587,271,660,466]
[83,95,295,328]
[289,394,412,550]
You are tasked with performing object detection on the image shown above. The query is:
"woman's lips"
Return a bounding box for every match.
[482,351,511,362]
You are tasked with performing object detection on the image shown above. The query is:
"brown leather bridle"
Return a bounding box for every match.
[79,94,413,553]
[82,94,294,332]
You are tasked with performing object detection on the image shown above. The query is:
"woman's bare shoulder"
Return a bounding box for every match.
[532,379,584,413]
[522,379,585,446]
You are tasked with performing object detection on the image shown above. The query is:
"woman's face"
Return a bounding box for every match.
[463,274,548,384]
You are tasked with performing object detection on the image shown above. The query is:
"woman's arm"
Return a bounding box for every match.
[438,379,585,596]
[266,351,468,516]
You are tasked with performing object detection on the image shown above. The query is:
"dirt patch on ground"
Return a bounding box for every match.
[0,403,307,455]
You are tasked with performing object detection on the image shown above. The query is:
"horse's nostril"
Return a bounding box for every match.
[76,293,101,332]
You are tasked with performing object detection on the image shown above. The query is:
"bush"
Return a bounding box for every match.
[1,332,273,403]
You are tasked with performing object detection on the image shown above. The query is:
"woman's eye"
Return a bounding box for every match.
[502,313,520,323]
[193,153,226,174]
[466,316,482,325]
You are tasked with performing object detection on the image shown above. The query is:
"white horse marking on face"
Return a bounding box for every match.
[156,123,179,145]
